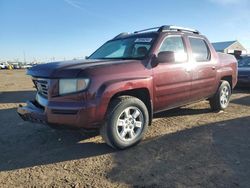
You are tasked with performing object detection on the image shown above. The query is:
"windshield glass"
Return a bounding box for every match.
[238,57,250,67]
[89,37,155,60]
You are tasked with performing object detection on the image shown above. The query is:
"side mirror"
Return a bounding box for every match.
[157,51,175,63]
[85,56,89,59]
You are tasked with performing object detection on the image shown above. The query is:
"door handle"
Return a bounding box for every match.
[212,66,216,70]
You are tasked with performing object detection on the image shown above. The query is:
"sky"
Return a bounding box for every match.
[0,0,250,62]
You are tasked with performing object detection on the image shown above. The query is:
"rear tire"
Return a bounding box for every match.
[209,80,231,111]
[100,96,149,149]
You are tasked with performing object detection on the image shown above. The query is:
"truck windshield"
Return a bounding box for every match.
[88,37,155,60]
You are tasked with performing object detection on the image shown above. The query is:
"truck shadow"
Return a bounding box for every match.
[0,90,114,171]
[154,106,211,119]
[0,107,114,171]
[107,116,250,187]
[231,95,250,106]
[0,105,210,172]
[230,87,250,106]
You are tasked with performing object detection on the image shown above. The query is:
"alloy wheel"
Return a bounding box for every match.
[116,106,144,142]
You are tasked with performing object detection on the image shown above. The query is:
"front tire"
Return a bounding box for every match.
[100,96,149,149]
[209,80,231,111]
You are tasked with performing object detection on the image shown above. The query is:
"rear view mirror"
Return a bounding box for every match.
[157,51,175,63]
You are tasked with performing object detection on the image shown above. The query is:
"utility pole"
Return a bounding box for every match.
[23,51,26,64]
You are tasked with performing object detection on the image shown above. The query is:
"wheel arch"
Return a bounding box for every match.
[95,77,154,126]
[221,75,233,91]
[109,88,153,125]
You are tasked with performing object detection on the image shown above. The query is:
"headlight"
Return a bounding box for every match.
[59,78,90,95]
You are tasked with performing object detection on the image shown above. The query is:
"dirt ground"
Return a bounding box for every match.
[0,70,250,188]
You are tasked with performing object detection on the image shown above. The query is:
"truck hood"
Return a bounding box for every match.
[27,59,142,78]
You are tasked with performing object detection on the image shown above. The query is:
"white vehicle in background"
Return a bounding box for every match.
[0,62,9,69]
[21,64,33,69]
[0,63,6,69]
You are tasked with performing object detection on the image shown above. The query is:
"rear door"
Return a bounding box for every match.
[153,35,192,112]
[188,37,217,101]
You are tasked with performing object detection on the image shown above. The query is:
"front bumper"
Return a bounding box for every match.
[17,94,101,129]
[18,101,47,124]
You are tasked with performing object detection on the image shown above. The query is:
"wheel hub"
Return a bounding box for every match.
[124,116,135,129]
[116,107,144,142]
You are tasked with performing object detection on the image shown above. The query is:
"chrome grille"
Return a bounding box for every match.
[33,78,49,98]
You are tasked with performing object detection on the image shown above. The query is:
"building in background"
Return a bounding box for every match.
[212,40,247,60]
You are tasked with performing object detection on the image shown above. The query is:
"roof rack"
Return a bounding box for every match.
[134,27,162,34]
[159,25,200,34]
[134,25,200,34]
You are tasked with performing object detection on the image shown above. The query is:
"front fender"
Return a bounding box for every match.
[95,77,153,122]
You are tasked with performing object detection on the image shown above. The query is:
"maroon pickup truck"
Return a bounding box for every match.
[18,25,237,149]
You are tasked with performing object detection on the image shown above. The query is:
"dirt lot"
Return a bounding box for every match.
[0,70,250,188]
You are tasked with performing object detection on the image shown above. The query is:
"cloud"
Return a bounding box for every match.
[63,0,117,24]
[64,0,85,10]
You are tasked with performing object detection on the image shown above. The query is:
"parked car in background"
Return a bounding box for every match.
[0,63,7,69]
[11,63,21,69]
[21,64,33,69]
[18,25,238,149]
[0,62,13,69]
[237,56,250,87]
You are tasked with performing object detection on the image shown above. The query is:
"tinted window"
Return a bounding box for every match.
[189,38,210,62]
[238,57,250,67]
[159,36,187,62]
[133,43,151,58]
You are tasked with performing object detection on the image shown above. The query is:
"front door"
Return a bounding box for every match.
[153,35,192,112]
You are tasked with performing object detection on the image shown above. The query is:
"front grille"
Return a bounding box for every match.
[33,78,49,98]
